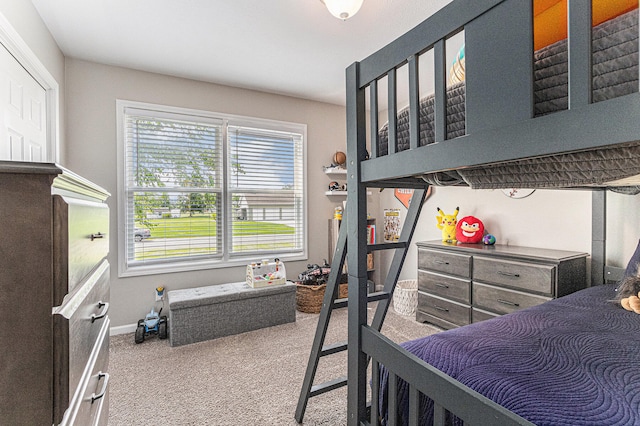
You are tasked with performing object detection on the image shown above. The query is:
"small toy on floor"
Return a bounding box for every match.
[135,307,168,343]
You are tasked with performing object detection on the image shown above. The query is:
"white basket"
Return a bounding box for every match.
[393,279,418,316]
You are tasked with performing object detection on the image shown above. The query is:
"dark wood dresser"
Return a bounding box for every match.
[416,240,588,329]
[0,161,110,425]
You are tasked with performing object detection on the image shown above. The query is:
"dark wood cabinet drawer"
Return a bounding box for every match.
[473,282,551,315]
[53,195,109,304]
[418,270,470,304]
[418,249,471,278]
[67,318,110,426]
[53,260,110,422]
[417,292,470,327]
[473,257,555,295]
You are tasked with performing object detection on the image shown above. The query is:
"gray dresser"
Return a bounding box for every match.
[0,162,110,425]
[416,240,588,329]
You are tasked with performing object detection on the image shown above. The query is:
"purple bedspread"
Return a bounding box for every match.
[380,285,640,425]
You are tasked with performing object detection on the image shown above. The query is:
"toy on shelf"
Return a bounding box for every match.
[456,215,485,244]
[482,234,497,245]
[436,207,459,243]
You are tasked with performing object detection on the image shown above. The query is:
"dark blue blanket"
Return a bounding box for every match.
[380,285,640,425]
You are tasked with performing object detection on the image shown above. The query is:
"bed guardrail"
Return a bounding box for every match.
[356,0,640,186]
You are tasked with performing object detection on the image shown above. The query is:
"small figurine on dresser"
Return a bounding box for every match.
[436,207,459,243]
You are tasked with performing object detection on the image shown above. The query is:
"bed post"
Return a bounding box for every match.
[591,190,606,286]
[345,61,369,426]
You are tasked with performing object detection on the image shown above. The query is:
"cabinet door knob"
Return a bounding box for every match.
[497,299,520,307]
[90,372,110,403]
[433,304,449,312]
[435,283,450,289]
[435,260,449,265]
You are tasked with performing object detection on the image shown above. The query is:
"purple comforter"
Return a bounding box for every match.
[380,285,640,425]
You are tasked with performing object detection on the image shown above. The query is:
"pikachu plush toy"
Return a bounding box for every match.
[436,207,459,244]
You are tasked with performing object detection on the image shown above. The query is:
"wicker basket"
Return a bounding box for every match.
[393,279,418,316]
[295,282,349,313]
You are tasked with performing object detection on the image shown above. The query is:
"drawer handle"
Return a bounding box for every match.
[435,283,450,289]
[90,372,110,403]
[497,299,520,307]
[433,305,449,312]
[435,260,450,265]
[90,232,105,241]
[91,301,109,323]
[497,271,520,278]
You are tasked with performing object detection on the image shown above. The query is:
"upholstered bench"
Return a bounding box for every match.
[167,281,296,347]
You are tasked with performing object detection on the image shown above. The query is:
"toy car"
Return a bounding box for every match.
[135,308,168,343]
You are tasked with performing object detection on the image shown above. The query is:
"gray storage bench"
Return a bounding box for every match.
[167,281,296,347]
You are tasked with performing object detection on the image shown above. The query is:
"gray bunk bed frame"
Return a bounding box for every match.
[344,0,637,425]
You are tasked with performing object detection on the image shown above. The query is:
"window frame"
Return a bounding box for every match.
[116,100,308,277]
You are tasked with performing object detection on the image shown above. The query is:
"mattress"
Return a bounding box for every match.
[378,284,640,426]
[378,9,639,157]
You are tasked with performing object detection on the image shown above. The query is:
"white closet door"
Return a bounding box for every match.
[0,42,47,162]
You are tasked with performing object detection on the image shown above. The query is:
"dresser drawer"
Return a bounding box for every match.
[472,307,499,323]
[418,249,471,278]
[64,318,110,426]
[473,282,551,315]
[473,257,555,295]
[54,195,109,303]
[418,270,470,304]
[417,292,470,327]
[53,260,110,422]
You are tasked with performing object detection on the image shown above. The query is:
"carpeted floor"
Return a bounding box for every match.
[108,305,441,425]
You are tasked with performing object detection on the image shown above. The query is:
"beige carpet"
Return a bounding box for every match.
[108,305,441,425]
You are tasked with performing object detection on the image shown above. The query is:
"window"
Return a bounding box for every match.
[117,101,306,276]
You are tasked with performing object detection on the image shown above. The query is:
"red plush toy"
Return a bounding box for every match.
[456,216,484,243]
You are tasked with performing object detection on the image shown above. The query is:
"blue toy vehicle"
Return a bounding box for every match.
[135,308,168,343]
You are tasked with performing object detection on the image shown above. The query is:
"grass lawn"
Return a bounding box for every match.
[138,215,294,238]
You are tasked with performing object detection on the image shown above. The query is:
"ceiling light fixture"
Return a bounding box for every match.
[322,0,364,20]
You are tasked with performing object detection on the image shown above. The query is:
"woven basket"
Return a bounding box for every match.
[295,282,349,313]
[393,279,418,316]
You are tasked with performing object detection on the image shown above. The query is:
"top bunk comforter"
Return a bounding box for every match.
[379,284,640,426]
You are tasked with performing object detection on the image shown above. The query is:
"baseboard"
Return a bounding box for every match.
[110,323,137,336]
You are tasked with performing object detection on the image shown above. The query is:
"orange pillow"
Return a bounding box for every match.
[534,0,638,50]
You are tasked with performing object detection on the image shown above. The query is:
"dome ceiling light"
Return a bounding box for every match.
[321,0,364,20]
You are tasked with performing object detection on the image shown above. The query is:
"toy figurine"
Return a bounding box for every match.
[436,207,459,243]
[456,215,485,244]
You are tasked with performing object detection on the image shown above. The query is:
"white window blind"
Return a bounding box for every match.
[118,101,306,276]
[228,126,304,256]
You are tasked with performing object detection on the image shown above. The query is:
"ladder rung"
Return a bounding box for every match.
[333,291,390,309]
[310,376,347,397]
[367,241,408,252]
[320,341,348,356]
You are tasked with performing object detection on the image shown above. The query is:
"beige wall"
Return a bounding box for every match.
[64,59,353,327]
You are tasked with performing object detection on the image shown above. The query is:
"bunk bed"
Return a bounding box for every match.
[343,0,640,425]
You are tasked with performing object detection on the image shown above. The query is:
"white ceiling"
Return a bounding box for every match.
[31,0,452,106]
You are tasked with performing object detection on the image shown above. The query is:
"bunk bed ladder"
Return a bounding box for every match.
[294,187,429,424]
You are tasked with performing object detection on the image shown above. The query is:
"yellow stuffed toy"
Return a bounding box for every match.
[617,275,640,314]
[436,207,459,244]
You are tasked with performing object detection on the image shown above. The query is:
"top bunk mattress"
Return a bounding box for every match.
[379,284,640,426]
[378,8,639,157]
